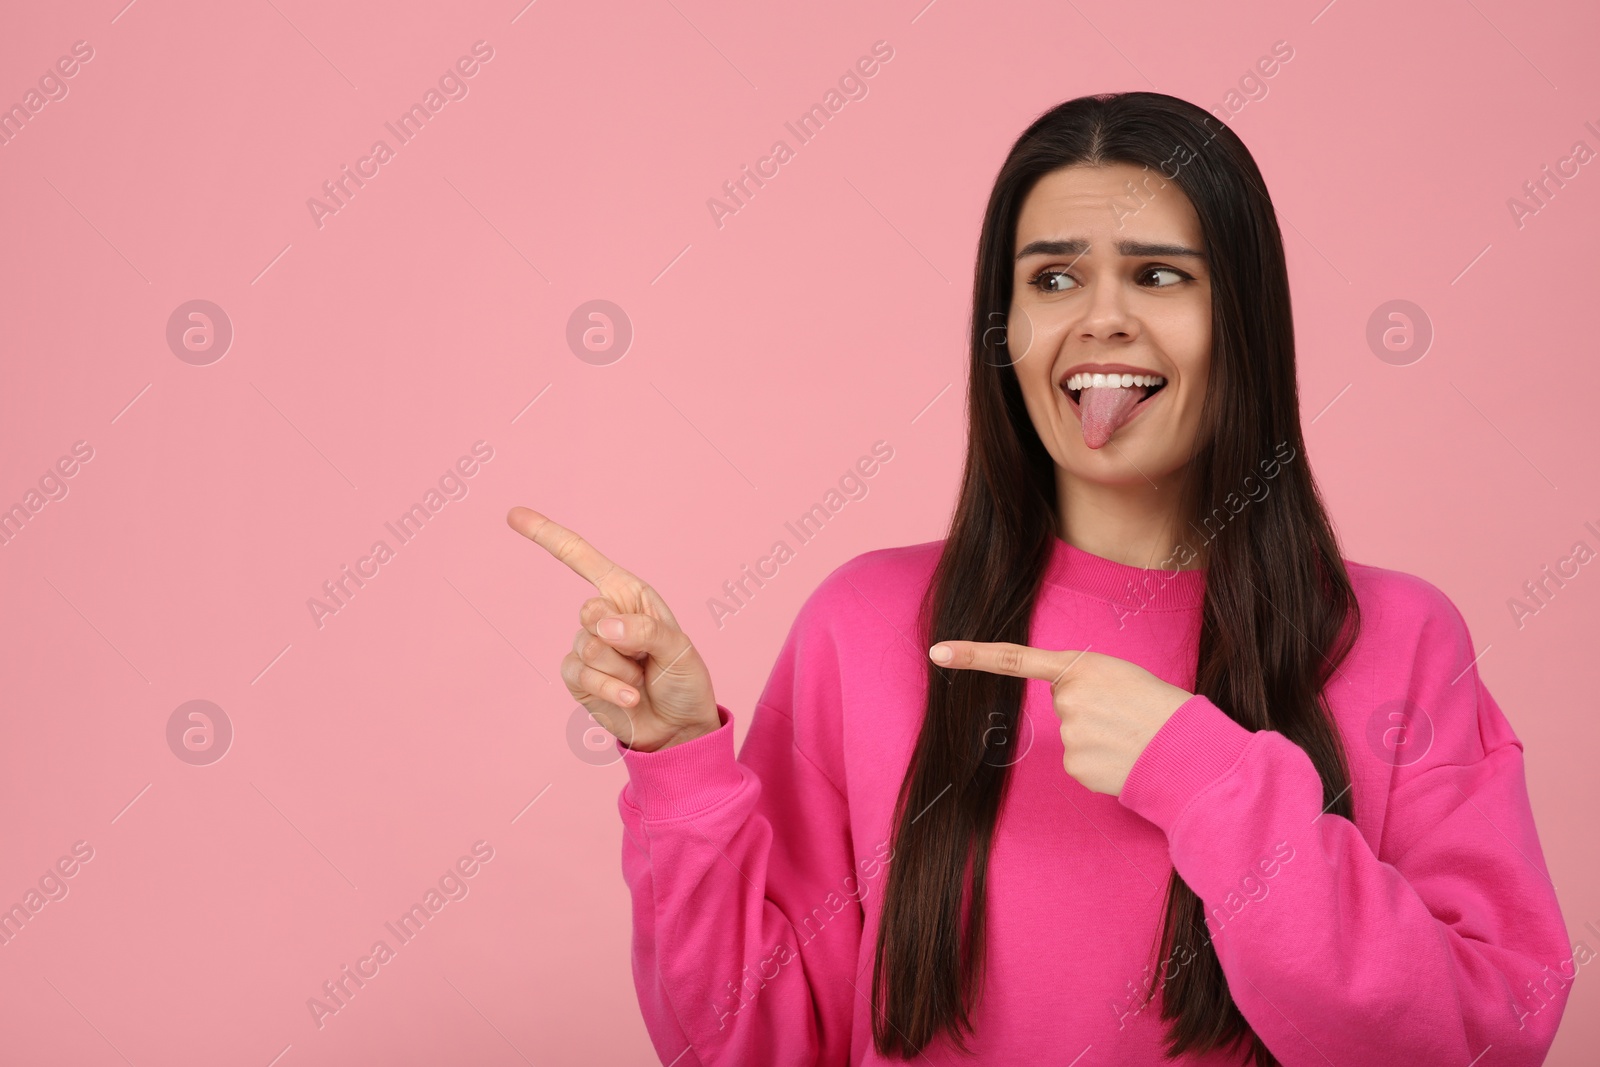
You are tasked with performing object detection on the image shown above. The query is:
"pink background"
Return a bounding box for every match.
[2,0,1597,1063]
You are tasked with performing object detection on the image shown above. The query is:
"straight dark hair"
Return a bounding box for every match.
[869,92,1361,1065]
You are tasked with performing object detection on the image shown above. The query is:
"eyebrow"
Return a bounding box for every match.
[1014,238,1206,261]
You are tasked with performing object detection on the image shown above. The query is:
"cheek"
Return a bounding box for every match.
[1154,322,1211,428]
[1177,356,1211,423]
[1172,308,1212,387]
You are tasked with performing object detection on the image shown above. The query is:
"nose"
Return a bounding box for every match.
[1074,274,1138,343]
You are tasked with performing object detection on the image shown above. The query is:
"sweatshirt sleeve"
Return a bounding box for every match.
[1115,579,1572,1066]
[615,592,860,1066]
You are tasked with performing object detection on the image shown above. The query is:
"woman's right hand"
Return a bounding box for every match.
[507,506,721,753]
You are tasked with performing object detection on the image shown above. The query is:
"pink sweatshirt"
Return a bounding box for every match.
[616,537,1572,1065]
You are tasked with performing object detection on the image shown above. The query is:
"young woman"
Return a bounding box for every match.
[508,92,1571,1065]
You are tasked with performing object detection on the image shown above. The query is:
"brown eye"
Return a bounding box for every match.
[1144,266,1189,287]
[1030,269,1075,293]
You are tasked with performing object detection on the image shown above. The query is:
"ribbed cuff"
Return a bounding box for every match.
[1117,694,1257,836]
[619,704,746,821]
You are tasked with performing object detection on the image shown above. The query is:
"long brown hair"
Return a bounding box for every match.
[869,92,1361,1065]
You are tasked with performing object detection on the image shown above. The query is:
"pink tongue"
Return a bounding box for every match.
[1079,386,1141,449]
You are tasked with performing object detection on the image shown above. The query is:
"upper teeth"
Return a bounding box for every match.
[1064,372,1165,391]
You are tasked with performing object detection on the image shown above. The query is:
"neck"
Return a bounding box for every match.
[1055,464,1202,571]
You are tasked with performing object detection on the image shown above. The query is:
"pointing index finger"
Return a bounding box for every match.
[507,506,637,591]
[930,640,1089,685]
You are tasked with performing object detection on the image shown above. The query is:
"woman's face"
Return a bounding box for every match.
[1007,162,1212,488]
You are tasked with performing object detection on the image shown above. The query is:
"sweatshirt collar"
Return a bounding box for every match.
[1041,535,1206,611]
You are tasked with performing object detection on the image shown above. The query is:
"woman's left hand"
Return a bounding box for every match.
[930,641,1194,796]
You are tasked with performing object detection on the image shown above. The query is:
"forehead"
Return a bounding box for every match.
[1014,162,1202,250]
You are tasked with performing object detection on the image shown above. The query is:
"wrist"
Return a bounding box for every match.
[656,724,718,751]
[628,708,723,753]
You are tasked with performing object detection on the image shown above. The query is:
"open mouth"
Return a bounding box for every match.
[1061,374,1167,408]
[1059,372,1168,450]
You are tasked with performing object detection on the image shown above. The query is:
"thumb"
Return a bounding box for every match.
[594,611,692,669]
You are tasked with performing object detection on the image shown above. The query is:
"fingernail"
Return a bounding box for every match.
[930,644,952,663]
[598,617,624,640]
[618,688,636,705]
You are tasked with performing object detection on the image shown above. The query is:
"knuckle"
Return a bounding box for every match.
[553,530,585,564]
[999,647,1024,673]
